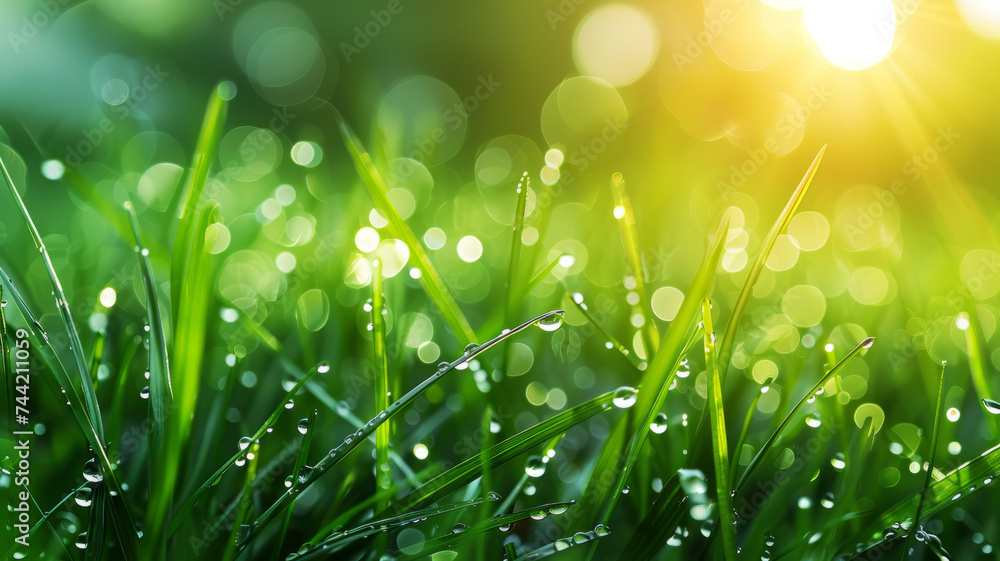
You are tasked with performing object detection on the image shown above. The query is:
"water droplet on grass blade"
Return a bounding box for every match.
[594,524,610,537]
[83,459,102,482]
[140,386,150,399]
[530,509,547,520]
[238,437,252,450]
[650,413,668,433]
[983,399,1000,415]
[535,313,564,332]
[487,491,502,501]
[526,456,546,477]
[297,419,309,434]
[75,486,93,507]
[75,531,88,549]
[612,386,638,408]
[861,337,875,349]
[452,523,468,534]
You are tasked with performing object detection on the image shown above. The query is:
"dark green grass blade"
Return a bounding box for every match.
[512,526,609,561]
[272,409,318,561]
[125,201,176,556]
[237,311,565,551]
[717,145,826,374]
[0,153,105,441]
[0,480,90,560]
[329,105,476,344]
[167,360,327,536]
[85,484,108,561]
[388,390,616,514]
[618,474,686,561]
[611,172,659,354]
[566,290,643,369]
[574,217,730,536]
[372,259,392,512]
[171,83,229,320]
[224,440,261,561]
[0,267,140,558]
[504,172,530,324]
[702,298,737,560]
[734,335,875,493]
[397,500,577,559]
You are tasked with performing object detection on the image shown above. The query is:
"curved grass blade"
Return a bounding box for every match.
[236,311,566,552]
[735,335,875,493]
[167,360,328,536]
[573,217,730,538]
[372,258,392,514]
[0,152,105,440]
[398,500,577,559]
[388,390,616,515]
[566,291,643,370]
[171,83,229,319]
[701,298,737,560]
[611,172,659,354]
[963,308,999,438]
[125,201,176,556]
[717,145,826,375]
[504,172,530,324]
[223,439,261,561]
[0,268,139,558]
[329,104,476,344]
[512,525,610,561]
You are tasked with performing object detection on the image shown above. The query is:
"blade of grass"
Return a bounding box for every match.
[0,269,139,558]
[1,287,11,434]
[618,474,686,561]
[717,145,827,375]
[734,335,875,493]
[124,201,176,558]
[224,440,260,561]
[504,172,530,324]
[0,479,90,560]
[85,484,108,561]
[702,298,737,560]
[167,360,328,536]
[512,525,609,561]
[329,104,476,344]
[372,258,392,514]
[272,408,318,561]
[611,172,659,354]
[387,390,616,515]
[963,309,1000,437]
[903,360,947,556]
[237,311,566,551]
[728,377,775,483]
[566,290,643,370]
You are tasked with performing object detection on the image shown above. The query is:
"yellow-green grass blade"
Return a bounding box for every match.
[964,308,999,437]
[167,360,328,536]
[397,500,577,560]
[566,290,643,370]
[225,440,261,560]
[734,335,875,493]
[611,172,660,354]
[0,153,104,441]
[505,172,531,324]
[124,201,176,557]
[475,254,564,341]
[387,390,616,515]
[702,298,737,560]
[0,268,140,558]
[371,258,393,524]
[171,83,229,320]
[904,360,947,556]
[330,106,476,344]
[238,311,566,551]
[717,145,827,376]
[728,377,774,483]
[574,217,730,536]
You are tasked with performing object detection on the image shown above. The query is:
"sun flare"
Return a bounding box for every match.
[803,0,897,70]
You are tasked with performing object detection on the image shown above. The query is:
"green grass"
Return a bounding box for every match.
[4,91,1000,561]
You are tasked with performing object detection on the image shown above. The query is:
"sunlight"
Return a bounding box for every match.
[803,0,896,70]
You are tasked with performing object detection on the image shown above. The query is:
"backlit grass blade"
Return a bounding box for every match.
[0,268,140,559]
[371,258,392,516]
[717,145,827,375]
[238,311,565,551]
[903,360,947,556]
[505,172,530,324]
[734,335,875,493]
[611,172,659,354]
[167,360,328,536]
[729,377,774,483]
[330,105,476,344]
[843,439,1000,559]
[397,500,577,559]
[124,201,175,557]
[522,254,563,298]
[701,298,737,560]
[963,308,999,437]
[573,217,730,537]
[0,152,105,441]
[224,440,260,561]
[171,83,229,320]
[566,290,643,370]
[387,390,616,515]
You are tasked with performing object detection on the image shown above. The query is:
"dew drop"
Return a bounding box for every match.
[535,313,564,332]
[487,491,502,501]
[464,343,478,354]
[650,413,668,434]
[594,523,610,537]
[75,531,88,549]
[530,509,548,521]
[297,419,309,434]
[284,399,295,410]
[140,386,150,399]
[983,399,1000,415]
[83,459,103,483]
[238,436,252,450]
[525,455,546,478]
[452,522,468,534]
[861,337,875,349]
[75,486,93,507]
[612,386,638,408]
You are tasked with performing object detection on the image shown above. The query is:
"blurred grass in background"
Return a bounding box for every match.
[2,0,1000,559]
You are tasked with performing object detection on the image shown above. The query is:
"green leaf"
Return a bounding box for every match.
[372,258,393,517]
[611,172,659,354]
[505,172,530,324]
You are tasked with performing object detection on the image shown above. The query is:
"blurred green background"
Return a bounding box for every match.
[3,0,1000,558]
